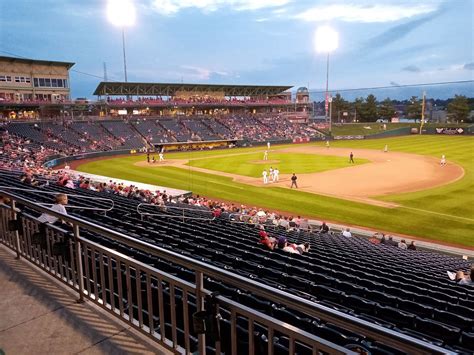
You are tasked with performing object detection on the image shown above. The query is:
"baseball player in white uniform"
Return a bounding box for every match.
[262,169,268,184]
[326,140,330,148]
[384,144,388,153]
[273,167,279,182]
[269,167,274,182]
[440,155,446,166]
[267,141,271,150]
[159,152,164,161]
[263,150,268,160]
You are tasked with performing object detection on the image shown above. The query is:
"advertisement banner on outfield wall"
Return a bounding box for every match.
[334,135,365,140]
[435,128,465,135]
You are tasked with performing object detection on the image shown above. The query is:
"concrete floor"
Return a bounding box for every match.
[0,245,172,355]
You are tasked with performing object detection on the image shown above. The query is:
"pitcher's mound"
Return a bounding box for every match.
[249,160,280,164]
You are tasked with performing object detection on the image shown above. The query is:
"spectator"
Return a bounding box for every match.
[387,236,398,247]
[407,241,417,250]
[37,194,69,225]
[318,222,329,233]
[342,228,352,238]
[398,239,408,250]
[277,235,287,249]
[282,242,310,255]
[368,233,382,244]
[447,268,473,285]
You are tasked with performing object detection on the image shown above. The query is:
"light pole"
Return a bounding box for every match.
[107,0,136,83]
[314,26,339,134]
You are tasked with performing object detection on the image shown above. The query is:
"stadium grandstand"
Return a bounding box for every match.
[1,55,473,355]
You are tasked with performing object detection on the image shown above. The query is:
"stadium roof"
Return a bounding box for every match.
[93,82,292,97]
[0,56,75,69]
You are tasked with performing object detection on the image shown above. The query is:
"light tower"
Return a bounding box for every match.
[106,0,136,83]
[314,26,339,133]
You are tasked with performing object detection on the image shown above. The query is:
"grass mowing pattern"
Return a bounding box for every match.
[186,152,367,177]
[77,136,474,247]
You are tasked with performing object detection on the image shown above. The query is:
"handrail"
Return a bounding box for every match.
[0,189,453,355]
[137,203,215,222]
[0,186,114,213]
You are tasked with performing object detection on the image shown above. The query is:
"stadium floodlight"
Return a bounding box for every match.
[314,26,339,54]
[314,26,339,133]
[107,0,136,83]
[107,0,136,27]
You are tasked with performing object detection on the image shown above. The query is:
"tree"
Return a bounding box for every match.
[406,96,422,121]
[360,94,378,122]
[447,95,470,122]
[330,93,349,122]
[352,97,365,122]
[378,98,395,120]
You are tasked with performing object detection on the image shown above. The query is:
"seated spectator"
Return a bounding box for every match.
[279,216,289,230]
[297,218,310,232]
[277,235,287,249]
[368,233,382,244]
[318,222,329,233]
[398,239,407,249]
[342,228,352,238]
[282,242,310,255]
[407,241,417,250]
[37,194,70,225]
[259,226,275,250]
[447,268,473,285]
[386,236,398,246]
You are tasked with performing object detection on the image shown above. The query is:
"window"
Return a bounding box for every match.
[39,78,45,87]
[6,76,11,82]
[52,78,58,87]
[63,79,68,88]
[15,76,21,82]
[0,76,6,82]
[45,78,51,87]
[57,79,63,87]
[34,78,39,87]
[25,77,31,83]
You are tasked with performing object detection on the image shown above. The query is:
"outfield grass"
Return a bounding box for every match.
[186,152,367,177]
[77,136,474,247]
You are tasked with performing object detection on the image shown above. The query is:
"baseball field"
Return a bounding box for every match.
[74,135,474,248]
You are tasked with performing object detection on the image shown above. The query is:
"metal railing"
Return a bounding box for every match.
[0,187,114,214]
[0,190,453,355]
[137,203,215,222]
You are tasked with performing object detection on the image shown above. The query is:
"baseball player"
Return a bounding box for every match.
[290,173,298,188]
[262,169,268,184]
[273,167,279,182]
[267,141,271,150]
[263,150,268,160]
[269,167,274,182]
[349,152,354,164]
[326,140,330,148]
[159,152,164,161]
[440,155,446,166]
[384,144,388,153]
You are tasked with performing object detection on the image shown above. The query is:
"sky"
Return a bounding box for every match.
[0,0,473,99]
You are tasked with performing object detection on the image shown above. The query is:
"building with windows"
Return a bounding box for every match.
[0,56,74,118]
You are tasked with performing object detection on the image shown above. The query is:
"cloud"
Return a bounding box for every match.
[362,10,442,50]
[294,2,438,23]
[180,65,229,80]
[401,65,421,72]
[149,0,290,15]
[463,62,474,70]
[390,81,400,86]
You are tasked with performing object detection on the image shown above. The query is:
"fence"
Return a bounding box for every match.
[0,190,452,355]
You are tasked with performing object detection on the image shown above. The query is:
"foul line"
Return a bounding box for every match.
[398,205,474,222]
